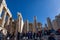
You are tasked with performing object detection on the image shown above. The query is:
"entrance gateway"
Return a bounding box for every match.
[0,0,24,35]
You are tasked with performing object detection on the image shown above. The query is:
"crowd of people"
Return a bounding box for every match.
[17,29,60,40]
[0,29,60,40]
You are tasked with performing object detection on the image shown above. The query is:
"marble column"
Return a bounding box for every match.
[6,17,10,25]
[2,11,7,27]
[17,12,24,33]
[26,20,29,33]
[0,2,3,19]
[33,16,37,33]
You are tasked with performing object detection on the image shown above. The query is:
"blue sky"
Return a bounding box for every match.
[6,0,60,26]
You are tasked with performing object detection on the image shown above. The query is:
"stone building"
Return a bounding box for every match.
[52,14,60,30]
[0,0,12,35]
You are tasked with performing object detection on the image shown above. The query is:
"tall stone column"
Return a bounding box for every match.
[0,1,3,19]
[37,22,42,31]
[15,20,18,40]
[23,20,29,33]
[29,23,33,32]
[24,20,29,33]
[2,11,7,27]
[18,13,21,33]
[47,17,53,30]
[0,5,3,19]
[9,18,13,34]
[6,17,10,25]
[26,20,29,33]
[17,12,24,33]
[33,16,37,33]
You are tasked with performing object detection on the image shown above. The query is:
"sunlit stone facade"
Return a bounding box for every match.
[17,12,24,33]
[0,0,24,35]
[52,14,60,30]
[0,0,12,35]
[1,0,60,37]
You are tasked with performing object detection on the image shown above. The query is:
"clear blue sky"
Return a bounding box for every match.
[6,0,60,26]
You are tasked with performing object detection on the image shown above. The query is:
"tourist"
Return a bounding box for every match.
[37,30,42,39]
[0,30,4,40]
[48,33,56,40]
[17,32,20,40]
[27,31,32,39]
[6,31,11,40]
[56,29,60,35]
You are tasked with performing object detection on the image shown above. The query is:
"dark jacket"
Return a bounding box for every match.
[48,36,56,40]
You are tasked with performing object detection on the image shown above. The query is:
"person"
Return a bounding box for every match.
[37,31,42,39]
[56,29,60,35]
[33,33,37,40]
[22,32,27,39]
[0,30,4,40]
[6,31,11,40]
[48,33,56,40]
[27,31,32,39]
[17,32,20,40]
